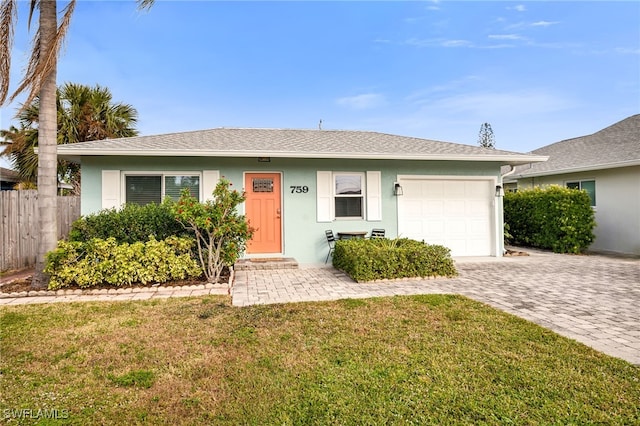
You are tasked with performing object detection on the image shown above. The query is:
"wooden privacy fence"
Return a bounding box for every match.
[0,190,81,272]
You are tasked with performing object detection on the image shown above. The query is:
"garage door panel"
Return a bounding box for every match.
[467,199,490,215]
[402,199,423,217]
[424,200,444,216]
[403,181,423,197]
[467,239,491,256]
[447,238,468,255]
[445,218,467,235]
[426,219,445,234]
[419,181,441,196]
[398,178,494,256]
[469,219,489,235]
[445,200,466,216]
[444,181,465,196]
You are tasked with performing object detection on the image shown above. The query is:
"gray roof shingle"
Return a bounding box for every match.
[56,127,545,165]
[0,167,20,182]
[509,114,640,177]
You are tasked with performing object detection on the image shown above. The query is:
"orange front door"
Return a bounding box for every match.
[245,173,282,254]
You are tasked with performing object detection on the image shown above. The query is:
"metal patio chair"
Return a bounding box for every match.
[370,228,386,239]
[325,230,337,263]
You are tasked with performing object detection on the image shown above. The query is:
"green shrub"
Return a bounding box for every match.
[168,178,254,283]
[69,202,188,244]
[504,185,596,253]
[332,238,457,282]
[45,236,202,290]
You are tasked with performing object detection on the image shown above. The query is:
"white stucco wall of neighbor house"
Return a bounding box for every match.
[515,165,640,256]
[80,156,505,264]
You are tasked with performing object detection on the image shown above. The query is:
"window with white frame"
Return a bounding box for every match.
[316,171,381,222]
[334,173,364,218]
[566,180,596,207]
[125,174,200,205]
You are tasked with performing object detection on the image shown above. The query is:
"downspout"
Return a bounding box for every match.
[500,165,517,183]
[497,165,517,256]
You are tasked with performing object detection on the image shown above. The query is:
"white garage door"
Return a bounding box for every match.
[397,179,494,256]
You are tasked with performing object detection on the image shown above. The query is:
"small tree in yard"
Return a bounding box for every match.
[170,178,254,283]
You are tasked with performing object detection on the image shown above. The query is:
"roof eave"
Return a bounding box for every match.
[505,159,640,181]
[56,149,547,165]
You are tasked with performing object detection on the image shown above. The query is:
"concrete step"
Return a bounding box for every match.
[234,258,298,271]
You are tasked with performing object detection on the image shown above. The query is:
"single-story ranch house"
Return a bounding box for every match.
[57,128,546,263]
[504,115,640,257]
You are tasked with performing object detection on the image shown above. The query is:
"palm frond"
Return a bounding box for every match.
[10,0,76,111]
[0,0,17,105]
[26,0,35,30]
[137,0,155,11]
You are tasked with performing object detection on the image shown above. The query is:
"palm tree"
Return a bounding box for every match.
[0,125,38,185]
[0,0,154,289]
[1,83,139,194]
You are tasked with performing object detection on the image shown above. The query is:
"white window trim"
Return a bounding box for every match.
[334,172,366,220]
[565,178,596,208]
[317,171,381,222]
[101,170,220,209]
[122,171,203,204]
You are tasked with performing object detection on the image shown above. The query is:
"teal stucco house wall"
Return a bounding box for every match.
[57,128,546,264]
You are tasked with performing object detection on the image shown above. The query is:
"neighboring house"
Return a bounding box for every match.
[504,115,640,256]
[56,128,546,263]
[0,167,20,190]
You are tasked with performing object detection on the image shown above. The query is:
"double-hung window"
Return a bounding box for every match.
[566,180,596,207]
[334,173,364,219]
[125,174,201,205]
[317,171,381,222]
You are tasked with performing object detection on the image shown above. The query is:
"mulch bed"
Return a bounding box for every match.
[0,269,229,294]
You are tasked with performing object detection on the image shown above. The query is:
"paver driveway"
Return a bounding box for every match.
[232,250,640,365]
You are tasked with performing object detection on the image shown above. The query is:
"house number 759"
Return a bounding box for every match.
[290,186,309,194]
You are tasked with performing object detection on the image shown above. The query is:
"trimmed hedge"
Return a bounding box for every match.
[45,236,202,290]
[69,202,188,244]
[504,185,596,254]
[332,238,457,282]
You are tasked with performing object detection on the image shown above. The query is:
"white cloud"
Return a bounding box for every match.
[509,5,527,12]
[614,47,640,55]
[336,93,386,110]
[488,34,525,41]
[404,38,474,48]
[405,75,483,103]
[427,0,440,10]
[423,90,575,118]
[531,21,560,27]
[441,39,473,48]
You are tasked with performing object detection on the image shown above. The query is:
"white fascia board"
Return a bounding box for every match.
[507,159,640,180]
[57,148,547,164]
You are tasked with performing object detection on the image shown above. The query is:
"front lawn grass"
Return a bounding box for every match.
[1,295,638,425]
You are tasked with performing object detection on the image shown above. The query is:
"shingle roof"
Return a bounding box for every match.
[56,127,545,165]
[508,114,640,178]
[0,167,20,182]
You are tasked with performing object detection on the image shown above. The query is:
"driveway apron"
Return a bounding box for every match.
[232,251,640,365]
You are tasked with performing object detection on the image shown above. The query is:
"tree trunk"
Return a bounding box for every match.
[32,0,58,289]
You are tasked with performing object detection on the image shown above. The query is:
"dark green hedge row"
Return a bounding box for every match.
[332,238,457,282]
[504,186,596,254]
[69,202,188,244]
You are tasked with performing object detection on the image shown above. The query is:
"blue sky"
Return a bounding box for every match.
[1,1,639,169]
